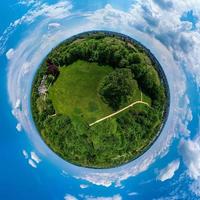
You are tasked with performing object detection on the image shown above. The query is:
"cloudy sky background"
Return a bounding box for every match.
[0,0,200,199]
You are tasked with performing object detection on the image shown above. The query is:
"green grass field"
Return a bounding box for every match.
[49,60,114,123]
[49,60,152,124]
[49,60,149,124]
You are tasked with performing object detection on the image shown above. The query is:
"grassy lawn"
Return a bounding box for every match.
[49,60,149,124]
[49,60,114,123]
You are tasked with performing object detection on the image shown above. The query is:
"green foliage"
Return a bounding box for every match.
[99,68,136,110]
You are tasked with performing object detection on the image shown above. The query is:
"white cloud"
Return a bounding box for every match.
[31,152,41,164]
[64,194,78,200]
[6,48,15,60]
[80,184,88,189]
[16,123,22,132]
[157,160,180,181]
[128,192,138,196]
[85,4,132,30]
[48,22,61,29]
[21,62,31,75]
[18,0,39,6]
[22,150,29,159]
[77,173,113,187]
[14,99,21,109]
[28,159,37,168]
[22,1,72,23]
[85,194,122,200]
[180,136,200,180]
[23,150,41,168]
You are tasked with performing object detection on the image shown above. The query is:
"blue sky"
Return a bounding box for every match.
[1,0,200,199]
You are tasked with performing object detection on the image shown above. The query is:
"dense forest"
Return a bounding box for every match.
[31,31,169,168]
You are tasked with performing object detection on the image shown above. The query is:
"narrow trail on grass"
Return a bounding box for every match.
[89,100,150,126]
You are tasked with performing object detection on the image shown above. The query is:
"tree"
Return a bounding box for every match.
[128,53,141,64]
[99,68,136,110]
[46,59,60,78]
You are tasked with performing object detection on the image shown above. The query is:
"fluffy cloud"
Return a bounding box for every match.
[22,1,72,22]
[31,152,41,164]
[18,0,39,6]
[64,194,78,200]
[85,4,132,29]
[180,136,200,180]
[80,184,88,189]
[14,99,21,109]
[22,150,41,168]
[22,150,28,159]
[135,1,200,86]
[16,123,22,132]
[77,173,113,187]
[21,62,31,76]
[128,192,138,196]
[157,160,180,181]
[28,159,37,168]
[48,22,61,29]
[17,1,72,24]
[6,48,15,60]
